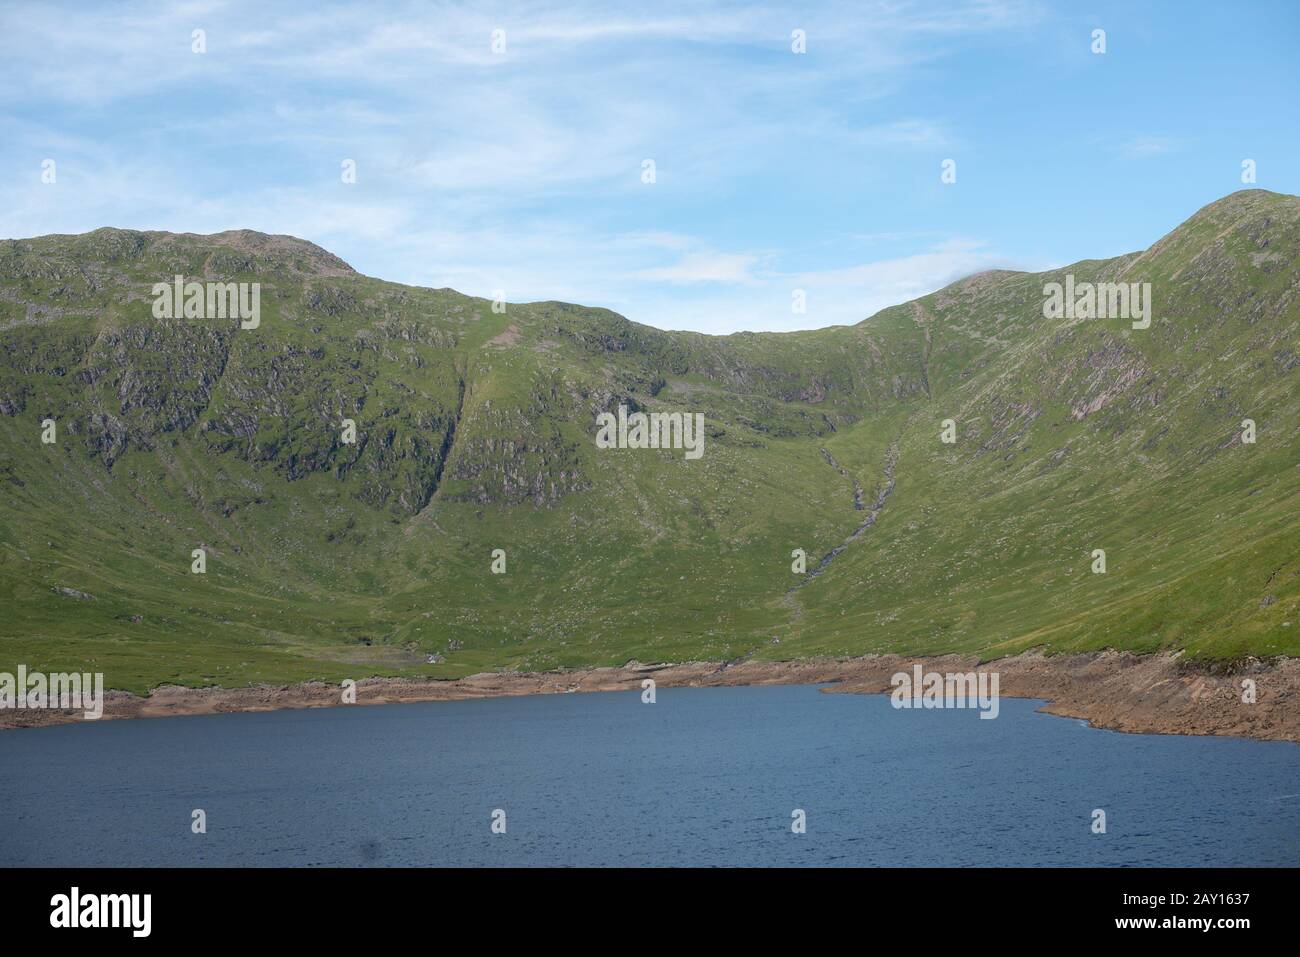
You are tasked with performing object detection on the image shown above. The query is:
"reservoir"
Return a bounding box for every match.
[1,684,1296,867]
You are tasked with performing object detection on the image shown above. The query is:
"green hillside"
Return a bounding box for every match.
[1,190,1297,694]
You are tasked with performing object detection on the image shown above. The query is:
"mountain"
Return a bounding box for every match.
[1,190,1297,694]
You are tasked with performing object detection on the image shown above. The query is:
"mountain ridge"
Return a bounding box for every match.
[4,187,1278,337]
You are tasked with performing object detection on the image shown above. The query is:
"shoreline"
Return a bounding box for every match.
[2,650,1296,741]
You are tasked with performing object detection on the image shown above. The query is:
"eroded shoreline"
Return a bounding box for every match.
[2,650,1296,741]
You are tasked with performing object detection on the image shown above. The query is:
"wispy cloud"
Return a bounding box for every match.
[628,249,764,285]
[1116,134,1181,160]
[0,0,1048,333]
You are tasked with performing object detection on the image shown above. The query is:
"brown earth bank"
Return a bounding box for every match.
[2,650,1297,741]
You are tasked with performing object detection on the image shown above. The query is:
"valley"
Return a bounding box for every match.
[0,189,1296,703]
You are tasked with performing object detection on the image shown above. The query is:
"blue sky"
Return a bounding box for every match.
[1,0,1297,333]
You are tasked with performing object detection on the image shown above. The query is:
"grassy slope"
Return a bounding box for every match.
[0,191,1296,693]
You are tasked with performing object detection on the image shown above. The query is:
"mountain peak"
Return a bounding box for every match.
[158,229,357,277]
[1123,188,1300,280]
[2,226,355,279]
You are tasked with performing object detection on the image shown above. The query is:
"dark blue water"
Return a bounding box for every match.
[1,685,1296,866]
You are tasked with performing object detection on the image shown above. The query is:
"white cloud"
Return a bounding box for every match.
[1116,135,1180,160]
[628,251,764,284]
[0,0,1042,334]
[637,238,1012,333]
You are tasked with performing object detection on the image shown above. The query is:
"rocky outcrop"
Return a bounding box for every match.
[4,651,1294,742]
